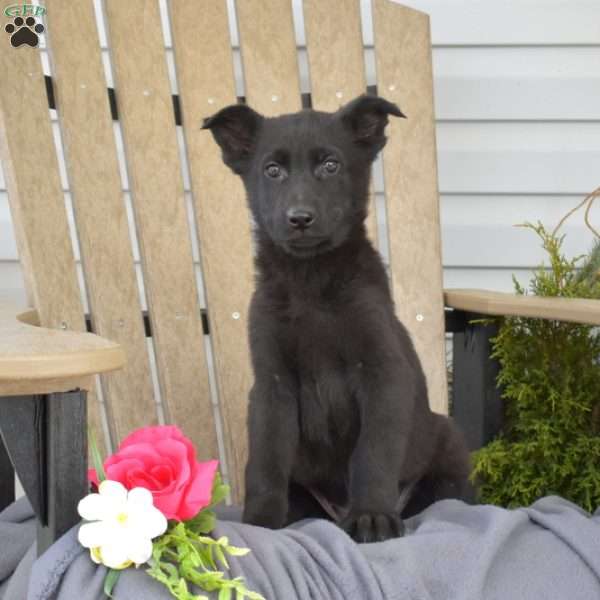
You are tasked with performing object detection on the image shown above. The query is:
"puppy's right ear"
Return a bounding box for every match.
[202,104,263,174]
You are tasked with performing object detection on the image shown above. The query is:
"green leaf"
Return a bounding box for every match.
[103,569,121,598]
[209,473,229,508]
[244,592,266,600]
[226,545,250,557]
[218,587,232,600]
[186,510,216,534]
[88,427,106,482]
[145,487,264,600]
[214,544,229,569]
[163,562,180,580]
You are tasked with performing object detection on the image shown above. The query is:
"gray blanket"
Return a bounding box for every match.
[1,496,599,599]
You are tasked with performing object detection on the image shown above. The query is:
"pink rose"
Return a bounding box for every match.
[89,425,218,521]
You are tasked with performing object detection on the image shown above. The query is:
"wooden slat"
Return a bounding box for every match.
[303,0,365,112]
[303,0,378,245]
[0,40,106,446]
[373,0,448,414]
[0,376,93,396]
[45,1,156,443]
[236,0,301,115]
[104,1,217,458]
[170,1,254,502]
[445,289,600,326]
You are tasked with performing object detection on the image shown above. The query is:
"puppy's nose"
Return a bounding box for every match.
[287,208,315,230]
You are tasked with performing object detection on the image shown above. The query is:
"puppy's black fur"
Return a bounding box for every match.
[203,95,472,543]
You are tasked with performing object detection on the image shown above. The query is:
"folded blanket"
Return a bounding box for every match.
[1,496,599,599]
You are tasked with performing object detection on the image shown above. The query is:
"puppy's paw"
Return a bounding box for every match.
[243,493,288,529]
[340,511,405,543]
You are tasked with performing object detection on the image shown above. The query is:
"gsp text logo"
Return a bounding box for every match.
[4,4,45,48]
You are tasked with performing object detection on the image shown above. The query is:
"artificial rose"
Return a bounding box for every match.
[89,425,218,521]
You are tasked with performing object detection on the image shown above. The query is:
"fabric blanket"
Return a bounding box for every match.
[1,496,599,599]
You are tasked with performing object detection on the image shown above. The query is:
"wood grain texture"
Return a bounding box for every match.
[170,1,254,501]
[373,0,448,414]
[0,303,125,380]
[0,42,106,445]
[445,289,600,326]
[0,376,93,396]
[45,0,156,442]
[236,0,302,115]
[104,1,217,456]
[302,0,378,245]
[303,0,366,111]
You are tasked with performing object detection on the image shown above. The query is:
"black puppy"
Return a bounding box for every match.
[203,95,471,543]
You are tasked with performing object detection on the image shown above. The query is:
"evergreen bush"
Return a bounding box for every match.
[472,223,600,512]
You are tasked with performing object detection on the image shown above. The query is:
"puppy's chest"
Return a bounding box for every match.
[284,289,335,323]
[276,294,361,446]
[279,296,349,363]
[296,364,359,449]
[276,283,351,340]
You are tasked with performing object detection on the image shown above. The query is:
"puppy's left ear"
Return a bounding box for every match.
[338,94,405,156]
[202,104,263,174]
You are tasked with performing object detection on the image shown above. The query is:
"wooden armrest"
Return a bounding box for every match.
[0,302,126,394]
[444,289,600,326]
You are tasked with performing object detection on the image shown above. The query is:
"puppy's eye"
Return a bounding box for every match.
[323,159,339,174]
[265,163,282,179]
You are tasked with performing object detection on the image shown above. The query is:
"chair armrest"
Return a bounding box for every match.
[0,302,126,394]
[444,289,600,326]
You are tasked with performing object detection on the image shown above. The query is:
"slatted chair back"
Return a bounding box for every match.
[0,0,445,502]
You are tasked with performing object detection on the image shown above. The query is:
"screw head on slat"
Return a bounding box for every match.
[388,84,396,92]
[335,91,343,99]
[232,312,240,320]
[271,95,279,102]
[416,314,424,322]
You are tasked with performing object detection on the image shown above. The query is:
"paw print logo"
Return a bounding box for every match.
[5,16,44,48]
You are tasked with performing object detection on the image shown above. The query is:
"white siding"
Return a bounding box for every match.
[423,0,600,292]
[1,0,599,303]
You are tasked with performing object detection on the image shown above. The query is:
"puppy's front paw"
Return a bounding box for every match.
[243,493,288,529]
[340,511,405,543]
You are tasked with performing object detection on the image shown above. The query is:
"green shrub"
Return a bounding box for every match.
[471,223,600,512]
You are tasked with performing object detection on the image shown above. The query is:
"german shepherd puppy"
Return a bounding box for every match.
[203,95,471,543]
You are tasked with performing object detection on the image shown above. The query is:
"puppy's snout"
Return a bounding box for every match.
[287,207,315,230]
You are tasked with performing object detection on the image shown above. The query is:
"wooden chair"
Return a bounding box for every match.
[1,0,599,555]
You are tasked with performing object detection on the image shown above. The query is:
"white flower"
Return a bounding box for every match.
[78,480,167,570]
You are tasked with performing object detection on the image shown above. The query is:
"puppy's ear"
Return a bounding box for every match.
[202,104,263,174]
[338,94,405,156]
